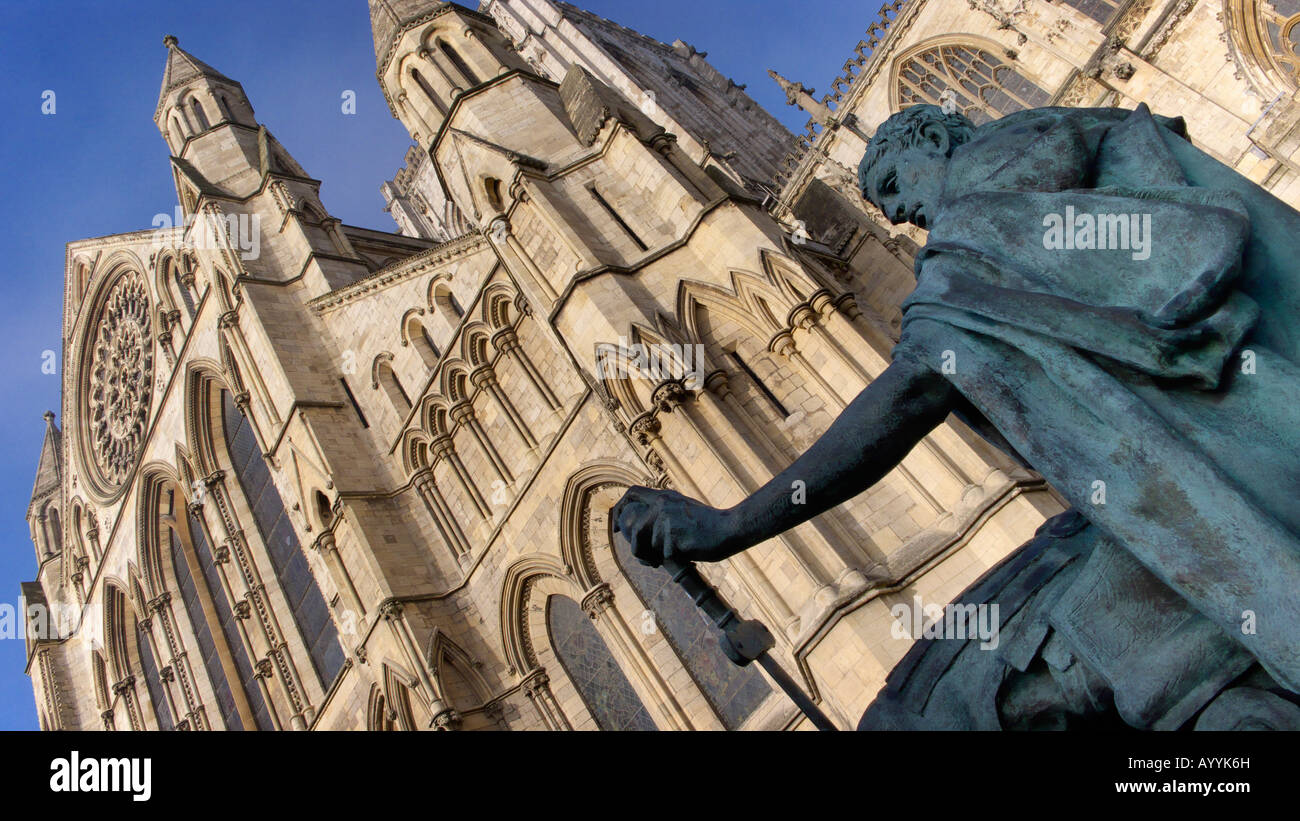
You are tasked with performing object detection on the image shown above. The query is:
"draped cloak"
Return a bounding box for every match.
[890,104,1300,692]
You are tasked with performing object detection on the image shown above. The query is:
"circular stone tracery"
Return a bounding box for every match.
[86,273,154,490]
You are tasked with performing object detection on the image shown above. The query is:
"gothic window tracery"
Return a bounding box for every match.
[221,390,346,688]
[547,595,657,731]
[168,500,272,730]
[894,42,1050,125]
[83,270,154,493]
[1229,0,1300,92]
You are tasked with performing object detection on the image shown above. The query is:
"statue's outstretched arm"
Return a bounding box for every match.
[613,357,957,567]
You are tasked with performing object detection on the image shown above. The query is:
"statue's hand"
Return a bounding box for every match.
[611,486,735,568]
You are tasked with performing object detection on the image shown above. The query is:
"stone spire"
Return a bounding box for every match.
[767,69,869,143]
[369,0,452,71]
[28,411,62,517]
[767,69,835,126]
[155,35,239,119]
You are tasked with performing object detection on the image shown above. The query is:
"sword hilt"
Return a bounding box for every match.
[660,557,775,666]
[613,527,838,729]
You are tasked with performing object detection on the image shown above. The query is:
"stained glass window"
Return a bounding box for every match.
[1061,0,1122,25]
[547,596,657,731]
[136,621,173,731]
[222,390,346,689]
[169,519,271,730]
[611,536,771,729]
[896,44,1051,125]
[1262,0,1300,85]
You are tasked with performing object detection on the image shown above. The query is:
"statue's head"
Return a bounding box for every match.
[858,105,975,229]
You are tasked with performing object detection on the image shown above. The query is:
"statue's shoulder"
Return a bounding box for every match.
[969,106,1188,147]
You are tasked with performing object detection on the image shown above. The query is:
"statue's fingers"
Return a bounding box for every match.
[630,507,663,568]
[611,485,654,532]
[651,513,673,567]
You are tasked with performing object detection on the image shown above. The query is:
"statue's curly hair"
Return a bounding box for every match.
[858,105,975,206]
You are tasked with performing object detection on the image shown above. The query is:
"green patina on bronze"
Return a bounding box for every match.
[614,104,1300,730]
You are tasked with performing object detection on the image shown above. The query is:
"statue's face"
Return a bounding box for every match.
[862,122,953,230]
[864,147,949,230]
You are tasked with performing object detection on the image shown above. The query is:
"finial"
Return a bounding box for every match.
[163,34,179,49]
[42,410,55,425]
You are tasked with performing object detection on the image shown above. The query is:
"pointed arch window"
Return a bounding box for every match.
[136,620,173,730]
[547,596,657,730]
[406,316,441,367]
[895,43,1050,125]
[222,390,346,688]
[433,284,464,325]
[46,506,62,556]
[611,530,772,729]
[170,112,188,145]
[168,498,271,730]
[376,360,413,416]
[438,38,479,87]
[410,68,447,115]
[189,98,210,131]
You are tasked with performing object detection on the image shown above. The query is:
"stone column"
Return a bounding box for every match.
[471,365,537,449]
[492,326,561,411]
[85,512,103,561]
[700,371,881,572]
[521,668,570,731]
[450,400,513,486]
[313,531,366,619]
[200,475,312,725]
[652,381,832,589]
[112,676,144,731]
[628,414,797,632]
[771,333,944,515]
[253,658,285,730]
[487,216,558,304]
[420,47,463,98]
[148,592,204,728]
[412,467,472,558]
[431,434,492,520]
[380,601,450,728]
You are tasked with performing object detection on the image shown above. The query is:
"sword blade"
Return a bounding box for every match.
[755,651,839,731]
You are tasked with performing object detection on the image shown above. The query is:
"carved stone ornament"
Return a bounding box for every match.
[86,272,154,490]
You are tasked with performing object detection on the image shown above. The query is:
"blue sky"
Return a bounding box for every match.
[0,0,870,730]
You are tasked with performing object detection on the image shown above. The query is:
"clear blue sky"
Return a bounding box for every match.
[0,0,871,730]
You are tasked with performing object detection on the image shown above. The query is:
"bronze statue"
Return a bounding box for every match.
[613,103,1300,730]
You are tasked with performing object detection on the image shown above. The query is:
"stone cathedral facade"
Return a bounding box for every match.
[23,0,1300,731]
